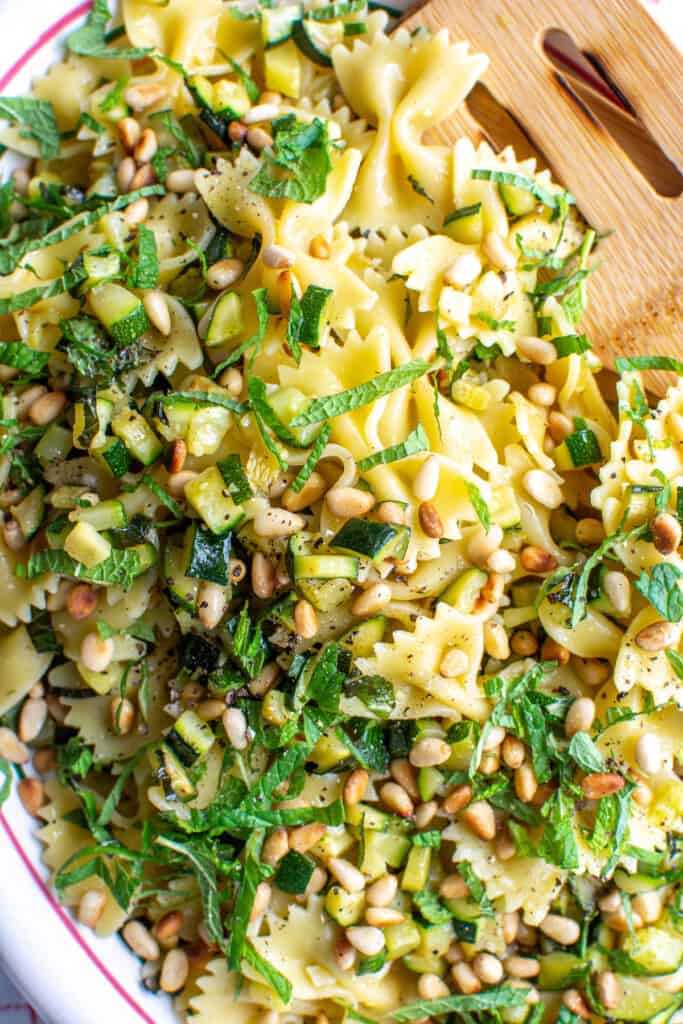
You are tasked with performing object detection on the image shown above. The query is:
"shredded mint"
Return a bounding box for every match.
[156,835,224,946]
[150,109,204,169]
[310,0,366,17]
[287,284,332,361]
[552,334,591,357]
[634,563,683,622]
[0,263,87,316]
[465,480,490,531]
[471,169,573,211]
[141,474,184,520]
[0,97,60,160]
[476,311,516,332]
[290,423,331,493]
[67,0,152,59]
[152,390,246,415]
[243,942,292,1004]
[247,376,300,450]
[393,987,528,1022]
[666,648,683,679]
[224,56,260,103]
[616,355,683,376]
[290,359,430,427]
[567,730,605,773]
[217,454,253,504]
[344,675,395,718]
[250,115,332,204]
[129,225,158,290]
[20,547,145,589]
[0,757,11,807]
[213,288,269,374]
[0,342,49,376]
[529,268,592,307]
[444,202,481,226]
[407,175,433,202]
[357,424,429,472]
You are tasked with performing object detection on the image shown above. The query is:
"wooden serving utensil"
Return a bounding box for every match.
[401,0,683,388]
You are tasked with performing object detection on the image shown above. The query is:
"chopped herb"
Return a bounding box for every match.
[393,986,528,1021]
[475,311,516,332]
[225,56,260,104]
[0,97,60,160]
[407,175,433,202]
[413,888,452,925]
[0,263,88,316]
[616,355,683,376]
[213,288,269,375]
[150,110,204,168]
[465,480,490,531]
[141,474,184,520]
[151,390,246,416]
[567,730,605,773]
[67,0,152,59]
[129,225,158,290]
[291,360,430,427]
[413,830,441,848]
[357,424,429,472]
[471,169,573,211]
[57,737,94,785]
[20,547,146,589]
[250,115,332,204]
[217,454,253,504]
[290,423,331,494]
[0,757,12,807]
[274,849,315,894]
[344,675,396,718]
[529,268,592,307]
[551,334,591,357]
[156,834,224,946]
[243,942,292,1004]
[0,342,49,376]
[444,202,481,226]
[634,563,683,622]
[666,648,683,679]
[310,0,366,18]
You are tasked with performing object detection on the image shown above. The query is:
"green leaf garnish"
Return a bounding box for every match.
[290,359,430,427]
[407,175,433,202]
[290,423,331,494]
[250,115,332,204]
[21,547,146,589]
[243,942,292,1004]
[393,986,528,1021]
[465,480,490,531]
[616,355,683,376]
[0,263,88,315]
[67,0,152,59]
[0,342,49,376]
[129,224,158,290]
[567,730,605,773]
[475,311,516,332]
[0,757,11,807]
[471,168,573,211]
[217,454,253,504]
[551,334,591,357]
[634,563,683,622]
[0,97,60,160]
[357,424,429,472]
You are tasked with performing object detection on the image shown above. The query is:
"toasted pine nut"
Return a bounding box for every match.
[452,960,482,994]
[154,910,184,942]
[540,913,581,945]
[18,698,47,743]
[326,486,375,518]
[413,455,440,501]
[167,470,197,498]
[503,911,520,944]
[520,545,558,573]
[502,736,525,770]
[262,244,296,270]
[123,920,160,960]
[415,800,438,828]
[528,382,557,406]
[514,763,537,803]
[198,582,227,630]
[243,102,281,126]
[134,128,157,164]
[253,508,305,538]
[249,881,271,922]
[289,822,326,853]
[217,367,243,397]
[11,167,30,195]
[80,633,114,673]
[118,116,141,151]
[574,657,611,686]
[603,570,630,614]
[294,598,318,639]
[390,758,420,800]
[375,501,405,525]
[346,926,384,957]
[248,661,279,697]
[223,707,248,750]
[252,552,276,598]
[64,583,98,622]
[483,620,510,660]
[228,120,248,143]
[366,873,398,907]
[517,335,557,365]
[409,737,451,768]
[467,524,503,566]
[440,875,470,900]
[344,768,369,806]
[167,439,187,476]
[563,990,590,1019]
[548,410,573,443]
[523,469,563,508]
[334,936,356,970]
[565,697,596,737]
[418,973,450,999]
[483,231,516,271]
[124,82,167,112]
[576,517,604,546]
[504,956,540,979]
[652,512,682,555]
[473,952,504,985]
[635,732,662,774]
[28,391,67,426]
[78,888,106,929]
[110,696,135,736]
[282,471,327,512]
[144,291,171,336]
[510,629,538,656]
[206,257,244,291]
[310,235,330,259]
[582,772,625,799]
[462,800,496,840]
[636,620,678,651]
[440,646,469,677]
[443,784,472,815]
[2,518,24,552]
[351,583,391,617]
[18,777,44,816]
[263,828,289,866]
[117,156,136,192]
[124,197,149,227]
[632,889,663,924]
[160,948,189,993]
[540,637,570,664]
[366,906,404,927]
[597,971,621,1010]
[247,126,273,150]
[329,857,365,893]
[419,501,443,538]
[33,748,56,774]
[598,889,622,914]
[379,781,414,818]
[165,168,196,194]
[486,548,516,574]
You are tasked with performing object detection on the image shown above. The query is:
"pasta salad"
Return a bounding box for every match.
[0,1,683,1022]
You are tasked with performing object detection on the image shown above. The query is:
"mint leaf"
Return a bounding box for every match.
[344,675,395,718]
[0,97,60,159]
[150,110,204,168]
[22,547,144,589]
[0,342,49,376]
[290,423,331,493]
[227,830,265,970]
[444,202,482,226]
[291,359,430,427]
[225,57,260,103]
[156,835,224,946]
[471,168,573,211]
[666,648,683,679]
[602,782,634,879]
[393,987,528,1022]
[634,563,683,622]
[213,288,269,375]
[151,390,246,415]
[476,311,516,332]
[129,225,158,290]
[287,284,332,359]
[57,737,93,785]
[567,730,605,773]
[412,889,452,925]
[0,757,11,807]
[0,263,87,316]
[413,830,441,848]
[552,334,591,357]
[141,474,184,520]
[217,454,253,504]
[357,424,429,472]
[250,115,332,204]
[407,174,433,202]
[616,355,683,375]
[465,480,490,531]
[67,0,152,59]
[243,942,292,1004]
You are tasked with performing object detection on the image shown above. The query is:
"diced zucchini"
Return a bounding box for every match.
[489,485,522,529]
[186,405,232,457]
[499,183,537,217]
[213,80,250,118]
[293,554,360,580]
[324,885,365,926]
[264,39,302,98]
[88,282,149,346]
[73,396,113,450]
[610,977,680,1022]
[269,387,323,448]
[77,661,121,695]
[200,292,244,347]
[339,616,386,658]
[12,485,45,540]
[150,743,197,802]
[164,543,199,612]
[292,17,343,66]
[401,846,431,893]
[537,951,584,990]
[403,952,448,975]
[345,802,391,830]
[418,766,444,802]
[185,466,246,535]
[297,577,355,612]
[438,567,488,613]
[310,728,351,771]
[332,518,405,563]
[187,74,216,111]
[130,542,158,574]
[166,709,215,766]
[614,868,667,895]
[511,580,540,607]
[417,921,453,960]
[360,831,411,878]
[64,521,112,568]
[185,523,232,585]
[622,927,683,975]
[554,428,602,470]
[111,408,163,466]
[313,826,354,860]
[35,423,72,466]
[70,499,127,532]
[444,204,484,244]
[83,249,121,286]
[93,436,130,478]
[261,4,302,46]
[384,920,421,960]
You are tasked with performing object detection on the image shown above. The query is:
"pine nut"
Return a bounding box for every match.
[418,974,450,999]
[154,910,184,942]
[343,768,369,805]
[444,253,481,287]
[379,781,414,817]
[486,548,516,574]
[18,698,47,743]
[250,881,271,921]
[45,695,68,725]
[134,128,158,164]
[28,391,67,426]
[216,367,242,397]
[241,102,280,126]
[514,763,537,803]
[33,748,56,774]
[390,758,420,801]
[17,385,46,419]
[130,164,155,190]
[326,486,375,518]
[80,631,114,673]
[206,257,244,291]
[198,582,227,630]
[78,888,106,928]
[520,545,557,573]
[351,583,391,617]
[632,889,662,924]
[483,620,510,660]
[167,470,197,497]
[328,857,365,893]
[249,661,279,697]
[110,696,135,736]
[123,920,160,960]
[262,244,296,270]
[540,638,570,665]
[367,874,398,907]
[604,907,643,933]
[253,508,304,538]
[165,168,196,194]
[547,410,573,443]
[118,117,141,152]
[480,752,500,775]
[517,336,557,366]
[505,956,540,979]
[574,657,611,686]
[409,737,451,768]
[262,827,289,866]
[501,736,525,770]
[510,629,538,656]
[165,441,186,477]
[440,875,470,900]
[462,800,496,840]
[310,235,330,259]
[11,167,30,195]
[251,552,275,599]
[517,922,538,947]
[452,961,482,994]
[278,269,294,315]
[636,620,678,651]
[477,726,502,753]
[483,231,516,271]
[419,501,443,538]
[160,948,189,993]
[366,906,404,926]
[223,707,248,750]
[413,455,440,501]
[144,291,171,336]
[124,197,149,227]
[446,942,465,964]
[597,970,621,1010]
[289,822,326,853]
[228,120,248,143]
[598,890,622,914]
[565,697,596,737]
[503,911,520,944]
[375,501,405,525]
[528,382,556,406]
[576,517,604,546]
[282,472,327,512]
[117,156,136,192]
[443,784,472,815]
[2,518,23,551]
[294,598,318,639]
[473,952,503,986]
[346,926,384,957]
[334,936,356,970]
[467,524,503,566]
[523,469,563,508]
[415,800,438,828]
[651,512,683,557]
[124,82,167,112]
[563,990,590,1019]
[306,867,328,896]
[540,913,580,945]
[582,772,624,799]
[18,777,44,815]
[440,647,469,677]
[246,126,273,150]
[635,732,662,774]
[602,570,630,614]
